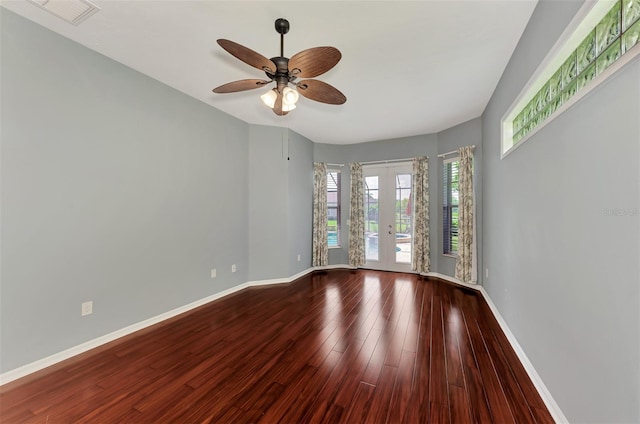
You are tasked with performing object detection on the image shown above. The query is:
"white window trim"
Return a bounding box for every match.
[501,0,640,158]
[442,157,460,165]
[442,156,460,256]
[327,168,341,249]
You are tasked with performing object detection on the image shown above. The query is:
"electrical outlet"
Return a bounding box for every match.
[81,301,93,316]
[297,254,301,262]
[485,268,489,279]
[211,269,217,279]
[231,264,236,273]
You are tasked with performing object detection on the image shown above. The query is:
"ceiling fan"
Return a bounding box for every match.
[212,18,346,116]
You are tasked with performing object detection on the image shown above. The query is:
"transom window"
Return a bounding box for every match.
[502,0,640,156]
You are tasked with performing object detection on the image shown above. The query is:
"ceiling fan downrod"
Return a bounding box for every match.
[275,18,289,58]
[270,18,292,91]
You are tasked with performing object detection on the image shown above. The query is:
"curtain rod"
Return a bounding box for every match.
[327,163,344,167]
[437,145,476,158]
[360,157,416,165]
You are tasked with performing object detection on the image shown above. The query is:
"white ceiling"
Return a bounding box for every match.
[1,0,537,145]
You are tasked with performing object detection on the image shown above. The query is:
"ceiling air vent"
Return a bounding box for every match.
[27,0,100,26]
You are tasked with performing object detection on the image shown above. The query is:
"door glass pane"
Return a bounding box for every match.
[364,176,379,261]
[395,173,412,264]
[327,171,340,247]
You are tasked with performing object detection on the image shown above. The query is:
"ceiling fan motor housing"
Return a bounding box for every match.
[267,56,292,91]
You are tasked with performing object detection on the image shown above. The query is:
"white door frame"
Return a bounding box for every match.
[363,162,413,272]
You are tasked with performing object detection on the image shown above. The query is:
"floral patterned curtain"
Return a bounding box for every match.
[454,146,476,283]
[312,162,328,267]
[348,162,365,267]
[411,157,430,273]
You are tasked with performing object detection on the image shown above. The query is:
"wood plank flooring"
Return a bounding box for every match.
[0,269,554,423]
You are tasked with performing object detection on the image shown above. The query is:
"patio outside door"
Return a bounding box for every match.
[363,163,413,272]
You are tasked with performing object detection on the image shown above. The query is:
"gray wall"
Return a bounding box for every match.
[286,130,314,276]
[482,1,640,422]
[0,10,312,373]
[248,125,313,280]
[248,125,289,280]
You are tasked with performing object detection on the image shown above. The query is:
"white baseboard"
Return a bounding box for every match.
[314,263,356,270]
[424,271,479,289]
[0,267,315,386]
[477,285,568,423]
[427,272,567,423]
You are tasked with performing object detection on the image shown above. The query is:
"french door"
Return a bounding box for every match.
[363,163,413,272]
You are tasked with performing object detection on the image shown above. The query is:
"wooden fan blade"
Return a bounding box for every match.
[217,39,276,73]
[213,79,271,94]
[296,79,347,105]
[289,47,341,78]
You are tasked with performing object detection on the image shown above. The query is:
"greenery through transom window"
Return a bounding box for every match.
[508,0,640,150]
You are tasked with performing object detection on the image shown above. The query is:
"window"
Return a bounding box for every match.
[327,170,341,247]
[443,159,459,255]
[502,0,640,156]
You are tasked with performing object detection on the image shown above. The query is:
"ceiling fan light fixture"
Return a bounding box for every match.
[282,86,299,106]
[260,88,278,108]
[282,102,296,112]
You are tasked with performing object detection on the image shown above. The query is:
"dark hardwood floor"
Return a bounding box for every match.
[0,269,554,423]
